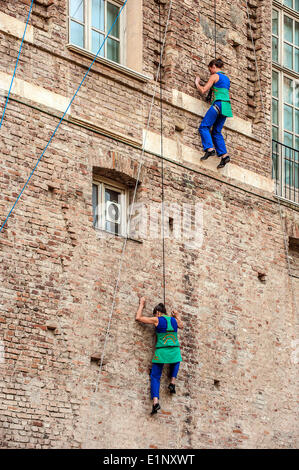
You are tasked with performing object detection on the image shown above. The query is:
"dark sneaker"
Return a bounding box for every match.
[151,403,161,415]
[217,156,230,169]
[201,149,216,161]
[168,384,176,394]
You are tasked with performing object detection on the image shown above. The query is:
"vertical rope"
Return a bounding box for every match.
[214,0,217,58]
[159,1,166,306]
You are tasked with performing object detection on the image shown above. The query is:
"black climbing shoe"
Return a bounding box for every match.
[168,384,176,394]
[217,155,230,169]
[151,403,161,415]
[201,149,216,161]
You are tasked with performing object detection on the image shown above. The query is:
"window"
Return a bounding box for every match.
[92,178,128,236]
[272,3,299,202]
[69,0,123,63]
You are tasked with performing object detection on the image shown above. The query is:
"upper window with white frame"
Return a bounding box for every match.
[272,3,299,149]
[272,3,299,72]
[272,2,299,202]
[92,177,128,236]
[69,0,123,64]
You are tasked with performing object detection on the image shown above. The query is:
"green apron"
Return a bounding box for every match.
[212,87,233,118]
[152,315,182,364]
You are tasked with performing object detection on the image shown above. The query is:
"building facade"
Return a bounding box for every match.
[0,0,298,448]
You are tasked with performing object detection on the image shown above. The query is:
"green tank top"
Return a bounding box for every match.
[152,315,182,364]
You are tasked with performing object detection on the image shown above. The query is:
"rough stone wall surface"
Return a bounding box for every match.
[0,0,298,449]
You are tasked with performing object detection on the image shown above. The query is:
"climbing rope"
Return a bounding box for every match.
[214,0,217,58]
[83,0,173,448]
[0,0,128,234]
[0,0,34,130]
[159,1,166,306]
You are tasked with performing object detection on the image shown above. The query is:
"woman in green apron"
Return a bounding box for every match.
[195,58,233,169]
[136,297,183,414]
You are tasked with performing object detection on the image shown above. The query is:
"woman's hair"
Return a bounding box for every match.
[153,303,167,315]
[208,58,224,69]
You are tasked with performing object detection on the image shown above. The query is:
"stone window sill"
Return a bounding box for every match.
[66,43,152,83]
[94,227,143,244]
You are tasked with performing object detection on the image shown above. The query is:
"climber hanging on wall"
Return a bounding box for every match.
[135,297,183,415]
[195,58,233,169]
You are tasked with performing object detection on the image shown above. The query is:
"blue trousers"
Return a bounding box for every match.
[198,101,227,156]
[150,362,180,399]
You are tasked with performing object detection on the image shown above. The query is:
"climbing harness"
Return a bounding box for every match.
[0,0,128,234]
[0,0,34,130]
[84,0,174,447]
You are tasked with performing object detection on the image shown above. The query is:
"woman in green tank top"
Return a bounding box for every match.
[136,297,183,415]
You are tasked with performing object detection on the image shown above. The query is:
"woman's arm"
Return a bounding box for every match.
[195,74,218,95]
[136,297,158,326]
[172,310,184,329]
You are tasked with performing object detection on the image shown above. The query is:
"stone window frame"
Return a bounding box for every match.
[92,176,128,237]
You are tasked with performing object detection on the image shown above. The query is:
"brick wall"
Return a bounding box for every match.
[0,0,298,448]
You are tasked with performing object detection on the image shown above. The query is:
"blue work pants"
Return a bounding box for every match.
[198,101,227,156]
[150,362,180,399]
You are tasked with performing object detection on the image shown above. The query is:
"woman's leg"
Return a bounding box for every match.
[211,114,227,157]
[199,106,218,152]
[150,363,164,404]
[170,362,180,383]
[168,362,180,393]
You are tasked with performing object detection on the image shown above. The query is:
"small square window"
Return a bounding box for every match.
[92,178,127,236]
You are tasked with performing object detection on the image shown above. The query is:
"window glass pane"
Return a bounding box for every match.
[92,0,105,31]
[70,20,84,48]
[284,132,293,185]
[272,71,279,97]
[272,37,279,62]
[107,2,120,38]
[284,104,293,131]
[272,10,278,35]
[295,109,299,134]
[296,0,299,11]
[283,76,293,104]
[296,136,299,151]
[105,188,121,235]
[92,184,98,227]
[295,163,299,188]
[272,125,279,140]
[295,21,299,46]
[284,131,294,148]
[272,98,279,125]
[283,43,293,68]
[283,0,293,7]
[295,48,299,73]
[70,0,84,22]
[92,30,105,56]
[295,81,299,107]
[284,16,293,42]
[107,37,120,62]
